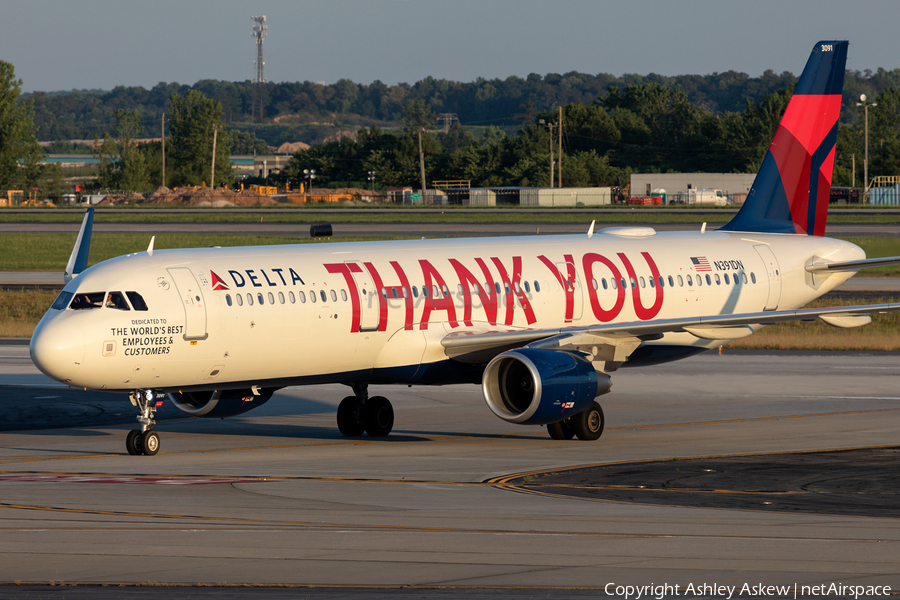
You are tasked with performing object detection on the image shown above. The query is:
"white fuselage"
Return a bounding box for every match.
[30,229,863,392]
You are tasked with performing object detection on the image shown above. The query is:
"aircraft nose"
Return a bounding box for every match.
[30,317,85,384]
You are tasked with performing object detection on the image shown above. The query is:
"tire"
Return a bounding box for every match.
[126,429,142,455]
[573,402,605,441]
[337,396,365,437]
[363,396,394,437]
[547,419,575,440]
[142,430,160,456]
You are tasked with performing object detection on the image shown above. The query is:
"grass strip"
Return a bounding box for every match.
[728,296,900,351]
[1,210,900,224]
[0,234,408,271]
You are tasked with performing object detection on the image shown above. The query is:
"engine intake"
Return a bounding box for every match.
[168,388,275,418]
[482,348,611,425]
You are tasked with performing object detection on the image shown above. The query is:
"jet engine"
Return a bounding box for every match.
[168,388,275,418]
[482,348,611,425]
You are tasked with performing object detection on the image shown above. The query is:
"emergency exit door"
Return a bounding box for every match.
[167,268,208,340]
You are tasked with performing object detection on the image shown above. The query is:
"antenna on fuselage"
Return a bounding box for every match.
[63,207,94,284]
[147,236,155,256]
[587,220,595,238]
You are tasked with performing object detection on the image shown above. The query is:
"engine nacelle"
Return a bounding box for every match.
[168,388,275,418]
[482,348,611,425]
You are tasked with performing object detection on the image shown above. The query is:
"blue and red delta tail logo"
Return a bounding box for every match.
[721,41,848,237]
[210,270,229,291]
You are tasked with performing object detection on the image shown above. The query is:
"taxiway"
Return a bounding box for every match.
[0,342,898,590]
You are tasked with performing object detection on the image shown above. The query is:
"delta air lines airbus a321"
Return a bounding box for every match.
[30,41,900,455]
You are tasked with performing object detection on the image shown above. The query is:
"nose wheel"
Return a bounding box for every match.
[126,390,162,456]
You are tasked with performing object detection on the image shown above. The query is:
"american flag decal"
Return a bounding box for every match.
[690,256,712,271]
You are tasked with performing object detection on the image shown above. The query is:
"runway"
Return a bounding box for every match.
[1,342,898,592]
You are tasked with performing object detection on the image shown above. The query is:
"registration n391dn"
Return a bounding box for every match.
[31,40,900,455]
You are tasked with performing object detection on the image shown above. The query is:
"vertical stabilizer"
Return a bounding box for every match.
[64,207,94,284]
[721,41,848,236]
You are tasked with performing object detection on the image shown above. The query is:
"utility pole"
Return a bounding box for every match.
[851,153,855,188]
[210,127,218,189]
[540,118,554,188]
[857,94,877,202]
[418,129,427,194]
[558,106,563,188]
[161,113,166,188]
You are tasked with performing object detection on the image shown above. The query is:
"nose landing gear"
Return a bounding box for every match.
[126,390,162,456]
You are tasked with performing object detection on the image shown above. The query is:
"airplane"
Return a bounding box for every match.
[30,40,900,456]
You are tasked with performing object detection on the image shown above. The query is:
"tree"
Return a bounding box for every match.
[230,130,271,155]
[0,61,42,189]
[168,89,232,187]
[111,109,150,192]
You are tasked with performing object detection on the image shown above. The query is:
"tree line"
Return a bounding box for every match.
[3,58,900,197]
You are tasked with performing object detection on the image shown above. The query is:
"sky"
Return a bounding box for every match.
[4,0,900,93]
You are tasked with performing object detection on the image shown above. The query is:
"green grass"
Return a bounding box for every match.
[1,207,900,225]
[0,234,408,271]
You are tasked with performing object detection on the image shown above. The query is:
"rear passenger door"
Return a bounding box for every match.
[167,268,208,340]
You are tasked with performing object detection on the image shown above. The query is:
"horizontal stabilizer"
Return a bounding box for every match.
[806,255,900,272]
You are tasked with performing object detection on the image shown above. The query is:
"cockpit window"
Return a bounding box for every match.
[106,291,130,311]
[50,291,74,310]
[70,292,105,310]
[126,291,148,311]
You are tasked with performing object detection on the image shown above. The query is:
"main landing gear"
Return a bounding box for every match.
[336,383,394,437]
[547,401,605,441]
[125,390,162,456]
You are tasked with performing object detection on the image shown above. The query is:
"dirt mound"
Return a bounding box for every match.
[276,141,309,154]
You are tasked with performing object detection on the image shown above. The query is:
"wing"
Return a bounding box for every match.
[441,302,900,364]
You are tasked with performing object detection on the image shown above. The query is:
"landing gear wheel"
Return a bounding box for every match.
[337,396,365,437]
[142,430,160,456]
[363,396,394,437]
[573,402,605,441]
[126,429,143,455]
[547,419,575,440]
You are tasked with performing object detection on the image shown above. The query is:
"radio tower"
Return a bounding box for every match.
[251,15,267,121]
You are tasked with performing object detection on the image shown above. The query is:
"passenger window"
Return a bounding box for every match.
[126,291,148,311]
[611,278,617,290]
[289,291,296,303]
[602,278,608,290]
[620,278,626,289]
[592,278,598,290]
[706,275,712,285]
[494,282,501,294]
[412,286,418,298]
[630,277,636,289]
[697,275,702,286]
[668,276,674,287]
[309,291,316,303]
[533,280,540,292]
[320,291,327,302]
[724,274,730,285]
[742,273,748,284]
[70,292,105,310]
[341,289,348,301]
[391,287,398,299]
[226,294,233,307]
[640,277,646,288]
[514,281,521,293]
[458,284,464,296]
[751,272,757,284]
[330,290,337,302]
[658,276,664,288]
[268,292,275,304]
[236,294,243,306]
[247,293,254,306]
[258,293,265,305]
[649,277,655,288]
[299,291,306,303]
[714,274,721,285]
[279,291,285,304]
[423,286,430,298]
[687,275,693,286]
[51,291,73,310]
[524,281,531,293]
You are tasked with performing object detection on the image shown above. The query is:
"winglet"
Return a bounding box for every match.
[587,220,595,239]
[63,207,94,284]
[147,236,155,257]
